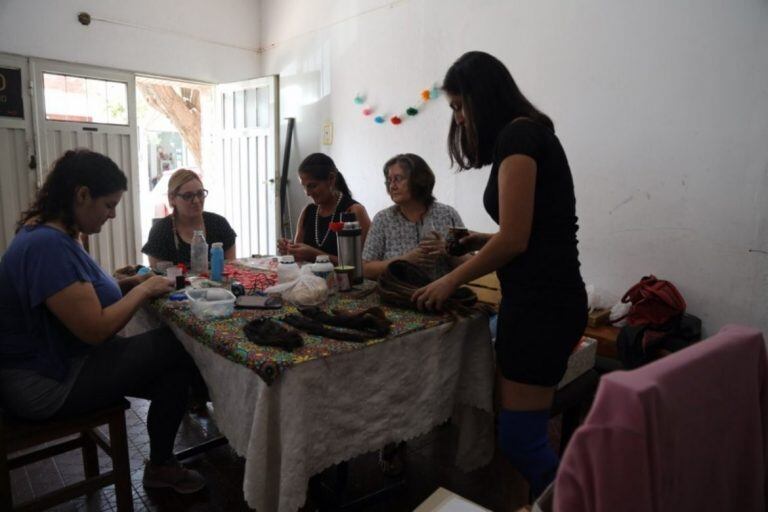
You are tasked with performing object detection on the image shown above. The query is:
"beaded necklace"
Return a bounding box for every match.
[315,192,344,248]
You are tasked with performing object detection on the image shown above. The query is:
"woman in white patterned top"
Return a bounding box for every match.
[362,153,471,281]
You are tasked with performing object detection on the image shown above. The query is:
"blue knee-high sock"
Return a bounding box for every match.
[498,409,559,500]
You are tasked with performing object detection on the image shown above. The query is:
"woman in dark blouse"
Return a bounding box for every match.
[413,51,588,501]
[142,169,236,268]
[277,153,370,263]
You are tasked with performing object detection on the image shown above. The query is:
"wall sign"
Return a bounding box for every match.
[0,67,24,119]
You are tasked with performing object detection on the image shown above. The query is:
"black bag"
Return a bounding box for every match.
[617,313,702,369]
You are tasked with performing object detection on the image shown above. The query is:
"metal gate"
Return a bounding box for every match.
[31,59,140,271]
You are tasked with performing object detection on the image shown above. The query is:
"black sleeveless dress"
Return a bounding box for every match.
[300,195,359,256]
[484,119,587,387]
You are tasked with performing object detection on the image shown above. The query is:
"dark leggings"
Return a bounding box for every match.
[56,327,194,464]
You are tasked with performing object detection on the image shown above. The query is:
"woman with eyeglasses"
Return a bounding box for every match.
[362,153,468,281]
[142,169,236,268]
[278,153,370,263]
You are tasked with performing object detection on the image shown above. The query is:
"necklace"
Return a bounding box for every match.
[315,192,344,248]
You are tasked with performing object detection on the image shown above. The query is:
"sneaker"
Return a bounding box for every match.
[143,459,206,494]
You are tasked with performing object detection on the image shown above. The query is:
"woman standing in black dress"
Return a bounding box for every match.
[413,51,587,500]
[278,153,371,263]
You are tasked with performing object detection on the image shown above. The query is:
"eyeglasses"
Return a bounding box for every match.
[176,189,208,201]
[385,175,407,187]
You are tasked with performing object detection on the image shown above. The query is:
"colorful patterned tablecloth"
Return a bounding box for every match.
[149,262,453,385]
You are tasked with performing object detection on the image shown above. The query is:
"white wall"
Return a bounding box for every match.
[260,0,768,335]
[0,0,261,82]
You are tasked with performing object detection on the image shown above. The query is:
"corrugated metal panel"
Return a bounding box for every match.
[0,128,34,252]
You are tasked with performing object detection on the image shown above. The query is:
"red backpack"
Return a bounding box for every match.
[619,275,686,327]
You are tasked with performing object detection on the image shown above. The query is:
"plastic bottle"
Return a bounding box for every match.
[277,255,300,283]
[311,254,337,294]
[210,242,224,282]
[190,230,209,275]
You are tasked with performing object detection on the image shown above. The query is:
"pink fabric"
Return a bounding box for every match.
[554,324,768,512]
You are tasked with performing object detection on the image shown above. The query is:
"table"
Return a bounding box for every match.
[137,263,495,512]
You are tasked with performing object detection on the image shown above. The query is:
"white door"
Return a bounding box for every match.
[215,76,279,257]
[31,59,140,271]
[0,54,36,253]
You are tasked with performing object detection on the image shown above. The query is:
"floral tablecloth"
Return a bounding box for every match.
[148,262,453,385]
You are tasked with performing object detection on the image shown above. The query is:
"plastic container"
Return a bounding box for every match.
[190,230,209,275]
[185,288,236,320]
[334,265,354,291]
[277,255,300,283]
[311,255,337,294]
[337,221,363,284]
[210,242,224,282]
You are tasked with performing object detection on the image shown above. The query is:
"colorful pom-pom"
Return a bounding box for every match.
[353,94,365,105]
[406,107,418,116]
[374,116,385,124]
[421,89,431,101]
[390,116,402,125]
[362,106,373,116]
[430,86,440,99]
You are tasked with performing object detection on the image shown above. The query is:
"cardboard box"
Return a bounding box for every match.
[414,487,491,512]
[557,337,597,389]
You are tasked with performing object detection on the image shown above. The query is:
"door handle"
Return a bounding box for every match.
[28,154,37,169]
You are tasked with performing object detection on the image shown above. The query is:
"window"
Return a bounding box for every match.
[43,72,128,125]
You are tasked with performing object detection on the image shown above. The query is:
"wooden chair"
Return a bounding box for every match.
[0,399,133,511]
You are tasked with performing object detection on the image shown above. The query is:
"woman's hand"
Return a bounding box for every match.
[458,231,492,252]
[418,231,448,261]
[287,242,320,262]
[138,275,175,299]
[412,274,459,311]
[401,246,433,268]
[277,238,290,255]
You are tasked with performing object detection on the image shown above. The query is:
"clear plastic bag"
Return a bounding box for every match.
[265,266,328,306]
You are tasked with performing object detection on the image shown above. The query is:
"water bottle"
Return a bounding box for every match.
[190,230,209,275]
[337,221,363,284]
[210,242,224,282]
[277,255,300,283]
[312,254,337,294]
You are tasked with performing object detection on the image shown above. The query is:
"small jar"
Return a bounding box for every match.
[311,255,337,294]
[277,255,300,283]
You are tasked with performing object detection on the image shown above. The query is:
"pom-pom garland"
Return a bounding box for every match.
[354,85,439,126]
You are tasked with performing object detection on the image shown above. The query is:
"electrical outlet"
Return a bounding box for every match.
[322,121,333,145]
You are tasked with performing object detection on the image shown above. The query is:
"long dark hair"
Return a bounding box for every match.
[17,149,127,235]
[298,153,353,199]
[383,153,436,207]
[442,51,554,169]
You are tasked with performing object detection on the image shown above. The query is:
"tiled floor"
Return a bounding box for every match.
[9,398,562,511]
